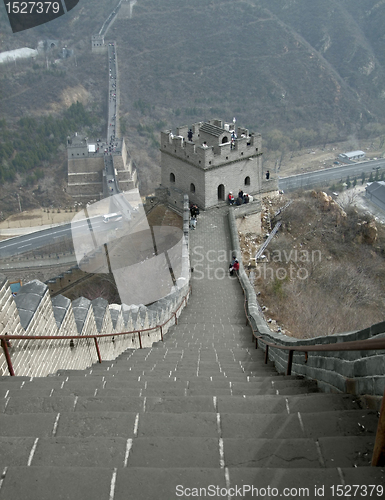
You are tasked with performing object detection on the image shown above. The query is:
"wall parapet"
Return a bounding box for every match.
[228,209,385,399]
[0,197,191,377]
[160,128,262,171]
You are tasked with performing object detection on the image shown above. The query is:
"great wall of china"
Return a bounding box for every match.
[0,0,384,411]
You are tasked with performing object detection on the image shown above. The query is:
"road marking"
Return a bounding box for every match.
[0,467,8,492]
[219,438,225,468]
[133,414,139,436]
[52,413,60,436]
[124,439,133,467]
[109,468,117,500]
[27,438,39,466]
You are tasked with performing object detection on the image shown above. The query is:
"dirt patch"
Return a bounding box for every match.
[49,84,89,113]
[0,208,76,230]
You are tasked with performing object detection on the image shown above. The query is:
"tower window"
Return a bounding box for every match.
[244,176,250,186]
[170,173,175,183]
[190,183,196,194]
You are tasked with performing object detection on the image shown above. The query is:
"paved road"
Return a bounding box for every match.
[0,217,119,259]
[279,159,385,192]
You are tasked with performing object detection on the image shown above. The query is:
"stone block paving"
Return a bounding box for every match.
[0,206,384,499]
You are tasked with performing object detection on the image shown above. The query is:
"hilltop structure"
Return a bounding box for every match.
[159,119,277,210]
[67,135,137,202]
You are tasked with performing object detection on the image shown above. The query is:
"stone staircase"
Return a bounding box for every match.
[0,208,383,498]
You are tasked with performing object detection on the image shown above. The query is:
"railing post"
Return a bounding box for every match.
[287,350,293,376]
[255,336,258,349]
[264,345,269,364]
[138,331,142,349]
[93,337,102,364]
[1,338,15,376]
[160,326,164,342]
[174,312,178,325]
[371,385,385,466]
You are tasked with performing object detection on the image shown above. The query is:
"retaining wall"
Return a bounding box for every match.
[228,209,385,398]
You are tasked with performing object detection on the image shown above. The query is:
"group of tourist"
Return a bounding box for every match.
[228,189,253,206]
[229,255,239,276]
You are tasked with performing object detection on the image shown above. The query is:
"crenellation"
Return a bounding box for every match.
[92,297,110,333]
[109,304,122,330]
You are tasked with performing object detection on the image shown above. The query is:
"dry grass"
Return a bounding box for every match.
[247,192,385,338]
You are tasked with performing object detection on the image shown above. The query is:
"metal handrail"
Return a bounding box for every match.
[235,271,385,467]
[0,286,191,377]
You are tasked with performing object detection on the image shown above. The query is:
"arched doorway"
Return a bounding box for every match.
[222,136,229,144]
[217,184,225,201]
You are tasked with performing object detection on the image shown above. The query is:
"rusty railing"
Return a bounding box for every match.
[0,286,191,378]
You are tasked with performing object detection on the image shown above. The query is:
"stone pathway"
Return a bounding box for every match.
[0,206,383,499]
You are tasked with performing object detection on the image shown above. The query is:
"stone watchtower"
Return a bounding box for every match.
[159,119,272,210]
[91,34,106,52]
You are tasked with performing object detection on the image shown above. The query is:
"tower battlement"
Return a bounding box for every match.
[160,120,262,171]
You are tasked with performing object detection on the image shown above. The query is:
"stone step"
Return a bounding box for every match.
[299,409,378,437]
[0,466,383,500]
[318,436,377,468]
[124,436,322,468]
[1,391,364,417]
[54,411,137,438]
[223,437,324,468]
[0,466,113,500]
[217,394,363,414]
[286,394,364,413]
[126,437,222,468]
[0,413,59,437]
[0,377,31,384]
[3,395,77,414]
[28,436,128,468]
[227,467,385,497]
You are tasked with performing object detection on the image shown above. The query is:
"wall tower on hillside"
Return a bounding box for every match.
[91,34,106,52]
[159,119,276,210]
[67,135,137,202]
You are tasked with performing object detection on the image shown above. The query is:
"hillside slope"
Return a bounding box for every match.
[2,0,385,201]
